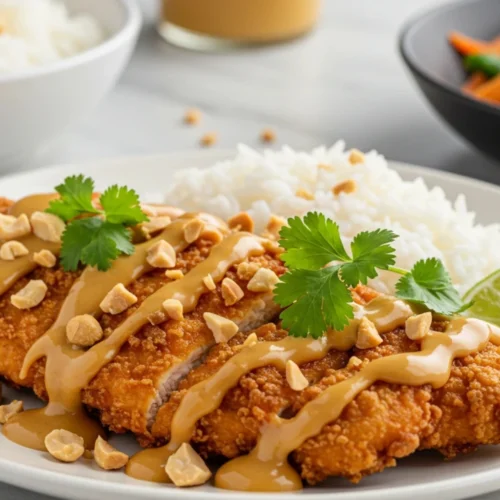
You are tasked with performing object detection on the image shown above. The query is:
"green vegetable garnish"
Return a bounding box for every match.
[464,54,500,78]
[274,212,471,338]
[46,175,148,271]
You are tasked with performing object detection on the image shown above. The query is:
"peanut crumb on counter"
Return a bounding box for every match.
[184,108,202,125]
[260,128,276,143]
[200,132,217,147]
[318,163,334,171]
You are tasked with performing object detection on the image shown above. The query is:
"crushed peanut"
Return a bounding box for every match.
[66,314,103,347]
[260,128,276,143]
[0,213,31,240]
[318,163,334,172]
[11,279,47,310]
[0,240,28,260]
[237,261,260,281]
[140,216,171,237]
[163,298,184,321]
[332,179,357,196]
[30,211,65,243]
[165,442,212,487]
[148,310,166,326]
[165,269,184,280]
[405,312,433,341]
[356,317,383,349]
[146,240,176,268]
[348,149,365,165]
[45,429,85,463]
[184,108,202,125]
[221,278,244,306]
[200,132,217,147]
[286,360,309,391]
[264,215,286,240]
[184,218,205,244]
[204,312,239,343]
[202,274,216,291]
[347,356,363,370]
[243,332,258,348]
[0,400,23,423]
[94,436,129,470]
[295,188,315,201]
[247,267,280,293]
[33,249,57,268]
[100,283,137,315]
[228,212,254,233]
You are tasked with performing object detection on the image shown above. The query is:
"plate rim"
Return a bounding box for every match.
[1,148,500,500]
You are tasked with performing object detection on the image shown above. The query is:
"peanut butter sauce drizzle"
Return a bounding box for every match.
[0,195,59,296]
[215,318,500,492]
[3,229,263,452]
[126,296,414,483]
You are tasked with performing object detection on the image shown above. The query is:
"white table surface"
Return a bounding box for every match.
[2,0,500,498]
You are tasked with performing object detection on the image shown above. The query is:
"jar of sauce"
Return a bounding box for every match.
[158,0,321,50]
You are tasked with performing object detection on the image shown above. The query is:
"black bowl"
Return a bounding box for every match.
[400,0,500,162]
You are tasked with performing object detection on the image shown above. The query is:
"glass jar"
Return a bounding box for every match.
[158,0,321,50]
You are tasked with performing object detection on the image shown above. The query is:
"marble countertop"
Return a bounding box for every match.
[2,0,500,498]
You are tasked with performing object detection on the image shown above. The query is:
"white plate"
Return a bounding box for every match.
[1,150,500,500]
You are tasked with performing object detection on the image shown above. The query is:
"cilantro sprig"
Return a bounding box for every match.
[274,212,470,338]
[46,175,148,271]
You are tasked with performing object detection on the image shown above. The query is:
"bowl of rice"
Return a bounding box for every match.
[0,0,141,168]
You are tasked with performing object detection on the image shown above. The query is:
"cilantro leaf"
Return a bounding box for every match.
[60,218,101,271]
[60,218,134,272]
[100,185,148,225]
[395,258,467,315]
[46,175,99,221]
[279,212,350,270]
[274,266,354,338]
[341,229,397,286]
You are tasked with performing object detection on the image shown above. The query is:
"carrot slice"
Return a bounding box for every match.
[462,72,488,92]
[471,74,500,103]
[449,31,490,55]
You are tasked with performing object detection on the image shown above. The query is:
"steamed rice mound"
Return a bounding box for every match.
[0,0,104,72]
[164,142,500,295]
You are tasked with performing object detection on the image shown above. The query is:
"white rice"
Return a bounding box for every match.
[0,0,104,72]
[164,142,500,296]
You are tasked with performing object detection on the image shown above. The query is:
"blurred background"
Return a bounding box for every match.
[11,0,497,185]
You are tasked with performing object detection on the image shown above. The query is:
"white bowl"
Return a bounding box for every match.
[0,0,141,170]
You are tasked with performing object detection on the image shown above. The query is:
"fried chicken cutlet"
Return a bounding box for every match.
[150,286,500,486]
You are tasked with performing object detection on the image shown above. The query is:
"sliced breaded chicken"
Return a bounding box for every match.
[0,265,80,389]
[82,249,285,444]
[151,323,350,454]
